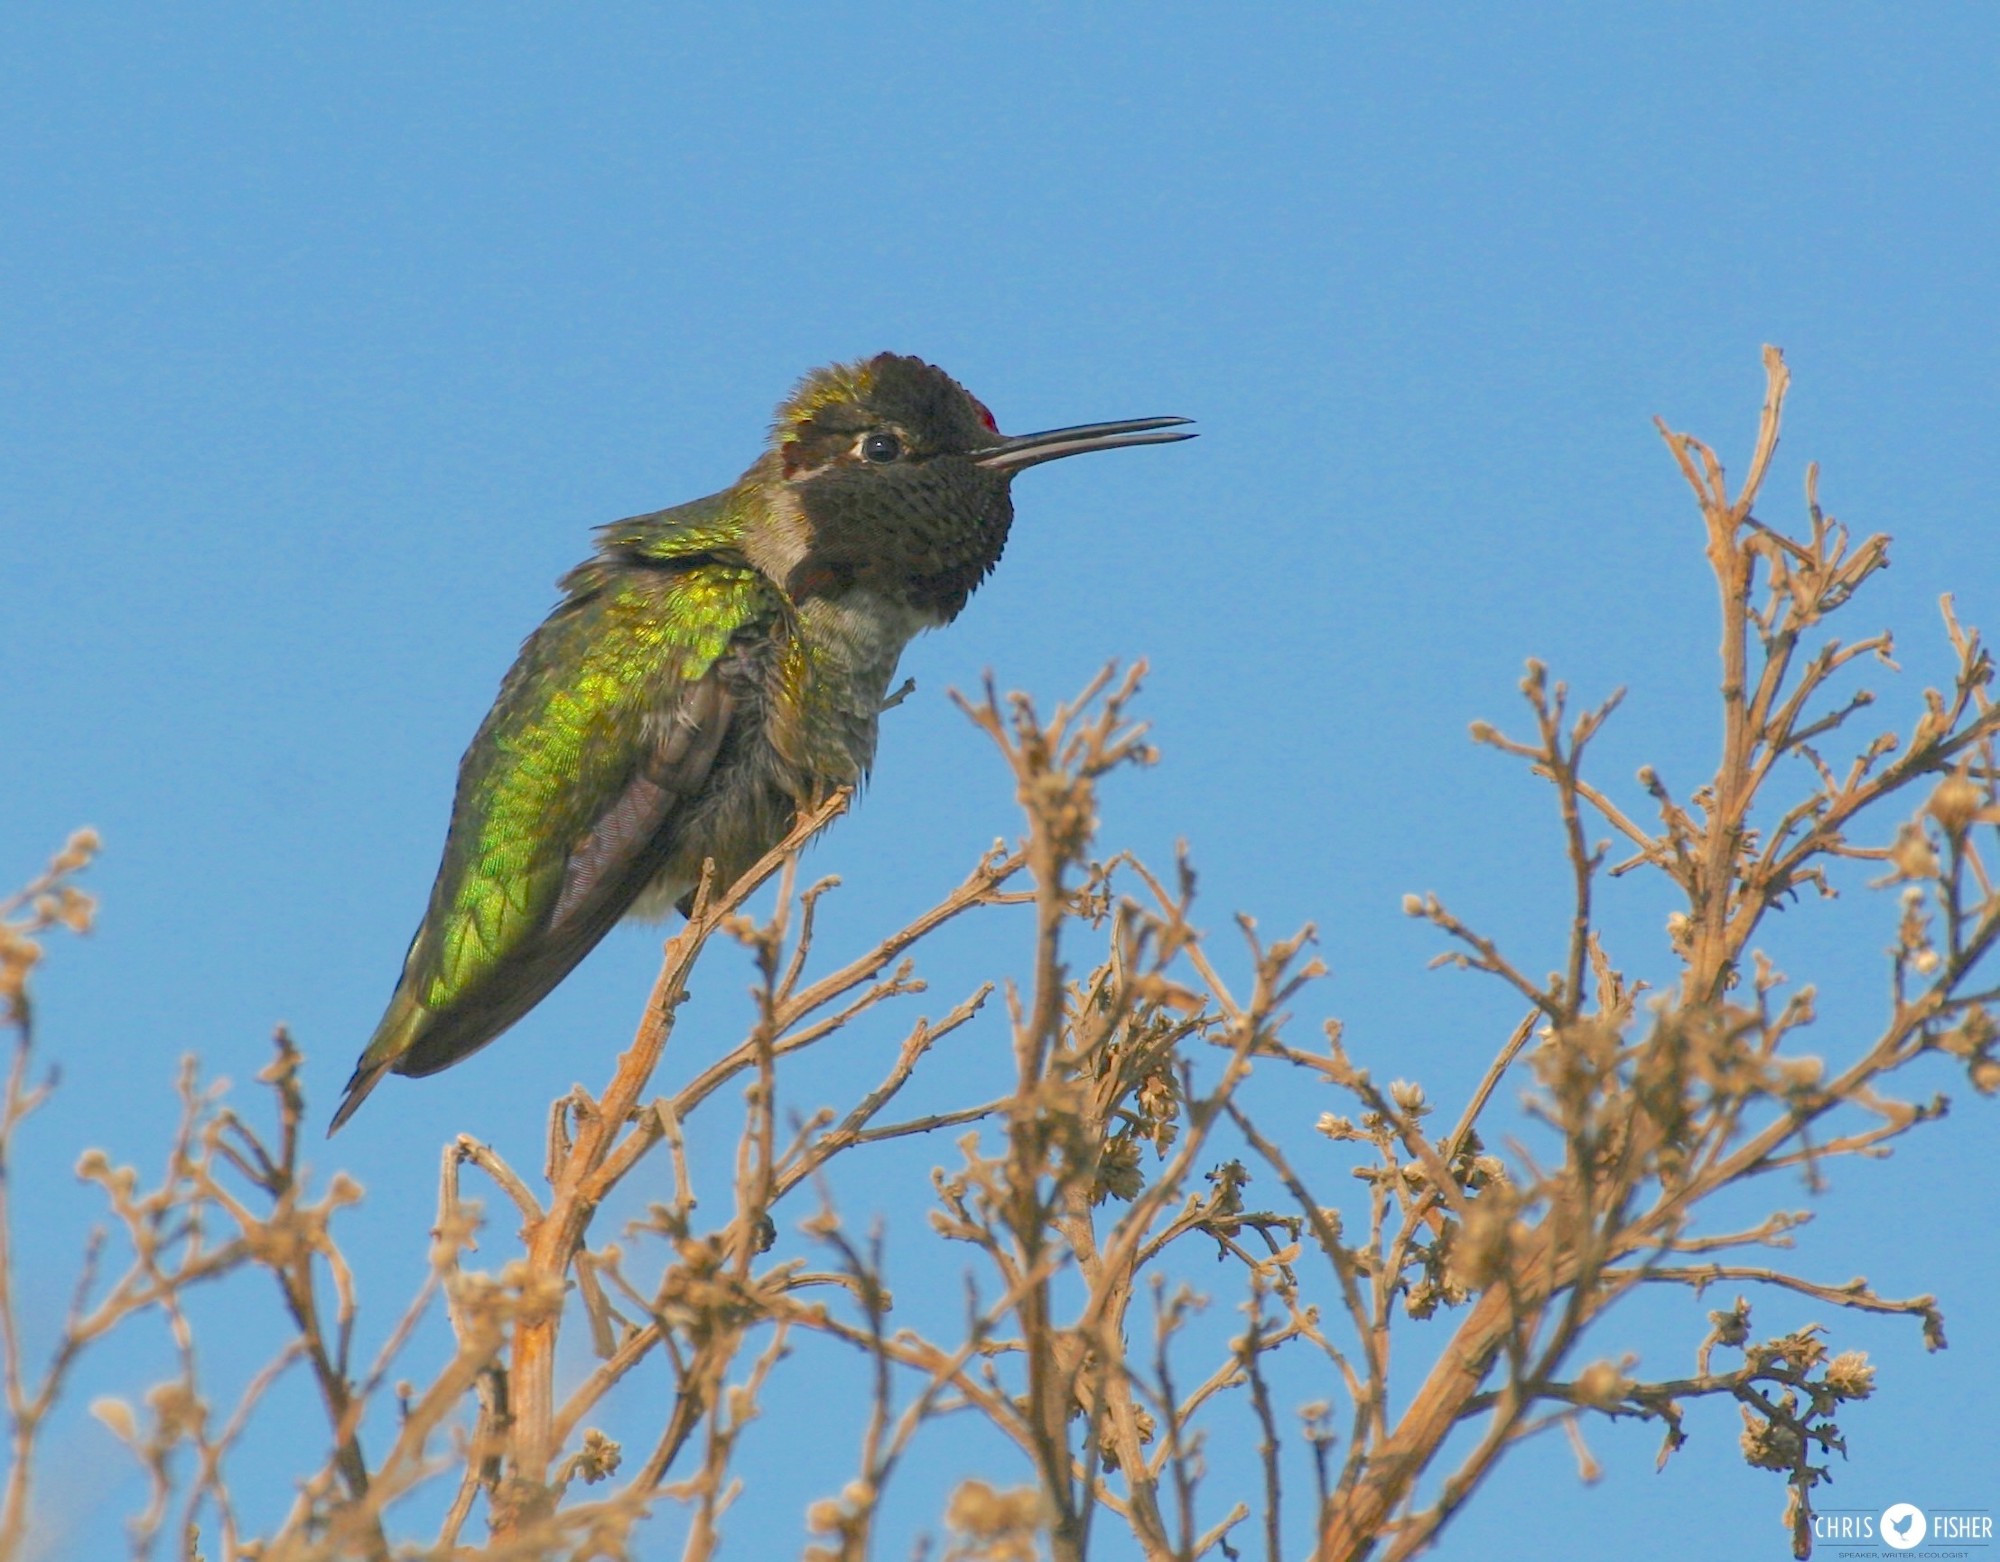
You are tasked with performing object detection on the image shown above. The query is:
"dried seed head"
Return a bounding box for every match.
[572,1427,622,1483]
[1739,1405,1802,1471]
[1823,1350,1876,1400]
[1573,1360,1630,1409]
[145,1380,205,1442]
[1470,1154,1507,1187]
[1447,1196,1521,1292]
[1092,1134,1144,1204]
[1927,774,1984,836]
[1887,822,1940,881]
[90,1397,138,1445]
[946,1479,1042,1561]
[1708,1298,1752,1349]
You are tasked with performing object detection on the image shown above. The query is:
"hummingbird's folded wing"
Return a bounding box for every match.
[547,670,733,931]
[331,563,781,1131]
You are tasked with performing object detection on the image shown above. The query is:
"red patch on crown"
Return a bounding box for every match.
[970,396,998,432]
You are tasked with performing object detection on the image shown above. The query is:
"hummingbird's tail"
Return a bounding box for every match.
[328,939,581,1132]
[327,1059,388,1135]
[327,986,430,1135]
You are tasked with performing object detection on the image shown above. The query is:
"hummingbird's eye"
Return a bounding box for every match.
[860,432,902,464]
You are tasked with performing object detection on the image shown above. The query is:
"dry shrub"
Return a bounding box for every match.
[2,351,1994,1561]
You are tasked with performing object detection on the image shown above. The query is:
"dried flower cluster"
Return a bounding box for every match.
[1,351,1994,1561]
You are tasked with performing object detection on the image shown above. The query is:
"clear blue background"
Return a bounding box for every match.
[4,7,1996,1558]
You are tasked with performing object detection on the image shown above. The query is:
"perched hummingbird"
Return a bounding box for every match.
[331,354,1192,1131]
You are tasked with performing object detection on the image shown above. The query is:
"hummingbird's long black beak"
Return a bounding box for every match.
[973,416,1195,474]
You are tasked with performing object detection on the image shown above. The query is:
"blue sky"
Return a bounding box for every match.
[4,7,1997,1557]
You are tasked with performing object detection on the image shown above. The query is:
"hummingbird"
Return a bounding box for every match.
[330,354,1192,1131]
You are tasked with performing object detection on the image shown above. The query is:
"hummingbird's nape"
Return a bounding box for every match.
[331,353,1194,1133]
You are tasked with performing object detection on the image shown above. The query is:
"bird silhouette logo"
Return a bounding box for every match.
[1881,1503,1927,1550]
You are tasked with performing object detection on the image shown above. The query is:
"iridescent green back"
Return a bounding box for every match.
[418,561,775,1010]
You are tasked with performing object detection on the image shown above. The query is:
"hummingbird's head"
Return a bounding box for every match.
[774,353,1004,480]
[763,353,1192,621]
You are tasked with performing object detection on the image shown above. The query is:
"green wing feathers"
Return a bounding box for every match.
[331,562,778,1131]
